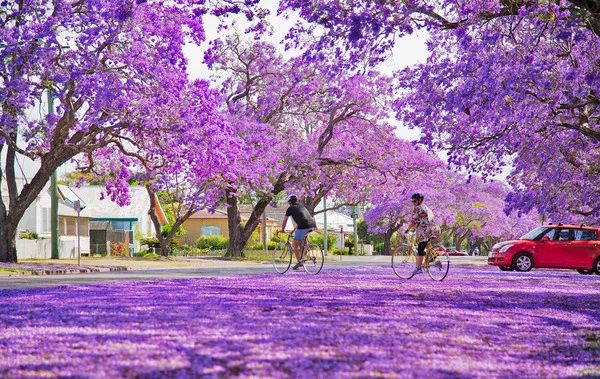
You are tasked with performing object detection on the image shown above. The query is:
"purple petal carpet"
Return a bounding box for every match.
[0,266,598,378]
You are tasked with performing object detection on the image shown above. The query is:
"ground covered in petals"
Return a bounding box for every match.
[0,266,598,378]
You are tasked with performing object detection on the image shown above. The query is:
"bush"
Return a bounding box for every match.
[247,241,278,250]
[196,235,228,250]
[308,232,337,251]
[374,242,385,254]
[110,242,130,257]
[19,230,39,240]
[140,236,179,249]
[332,248,351,255]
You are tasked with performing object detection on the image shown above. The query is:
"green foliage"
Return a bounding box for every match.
[196,235,228,250]
[332,248,351,255]
[247,241,278,250]
[18,231,39,240]
[139,236,179,248]
[308,232,337,250]
[161,223,186,238]
[374,242,385,254]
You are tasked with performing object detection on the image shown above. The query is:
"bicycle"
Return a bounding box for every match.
[391,233,450,281]
[272,230,324,275]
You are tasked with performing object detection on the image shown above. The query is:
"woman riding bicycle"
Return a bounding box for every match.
[404,193,440,275]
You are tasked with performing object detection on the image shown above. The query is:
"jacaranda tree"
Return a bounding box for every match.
[280,0,600,224]
[0,0,212,262]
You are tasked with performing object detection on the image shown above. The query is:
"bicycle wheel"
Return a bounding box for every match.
[426,249,450,281]
[392,245,417,279]
[303,243,324,275]
[272,242,293,274]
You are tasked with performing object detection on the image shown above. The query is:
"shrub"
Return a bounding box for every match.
[19,230,39,240]
[110,242,130,257]
[307,232,337,251]
[247,241,278,250]
[140,236,179,249]
[374,242,385,254]
[196,235,228,250]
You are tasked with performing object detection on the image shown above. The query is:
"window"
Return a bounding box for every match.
[201,226,221,236]
[575,229,597,241]
[541,228,557,240]
[557,229,574,241]
[42,207,51,233]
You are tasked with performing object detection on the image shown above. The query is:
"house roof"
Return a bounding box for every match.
[189,207,278,224]
[189,209,229,219]
[57,185,167,224]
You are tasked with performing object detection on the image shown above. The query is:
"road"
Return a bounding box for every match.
[0,256,488,289]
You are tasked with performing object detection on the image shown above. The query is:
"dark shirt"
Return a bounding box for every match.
[285,203,316,229]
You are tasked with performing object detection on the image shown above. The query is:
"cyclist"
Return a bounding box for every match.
[404,193,440,275]
[280,195,317,270]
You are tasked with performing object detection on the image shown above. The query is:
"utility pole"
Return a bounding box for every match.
[352,205,358,256]
[49,90,59,259]
[323,197,328,255]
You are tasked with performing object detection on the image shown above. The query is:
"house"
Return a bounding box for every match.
[180,208,278,246]
[61,186,167,255]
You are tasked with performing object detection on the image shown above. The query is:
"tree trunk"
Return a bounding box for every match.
[0,222,18,263]
[225,193,252,257]
[382,229,394,256]
[225,179,286,258]
[0,143,70,262]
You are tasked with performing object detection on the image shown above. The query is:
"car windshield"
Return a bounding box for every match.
[520,227,548,240]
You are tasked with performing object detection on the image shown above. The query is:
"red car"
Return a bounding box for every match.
[488,224,600,274]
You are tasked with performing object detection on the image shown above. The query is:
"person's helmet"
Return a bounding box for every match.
[411,193,424,201]
[287,194,298,203]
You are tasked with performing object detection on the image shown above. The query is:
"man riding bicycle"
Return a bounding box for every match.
[404,193,440,275]
[280,195,317,270]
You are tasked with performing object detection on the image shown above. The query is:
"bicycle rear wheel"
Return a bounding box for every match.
[426,250,450,281]
[303,243,324,275]
[272,242,293,274]
[392,246,417,279]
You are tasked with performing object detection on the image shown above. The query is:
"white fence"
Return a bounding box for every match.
[17,236,91,259]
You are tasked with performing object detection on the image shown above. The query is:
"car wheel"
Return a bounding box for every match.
[577,269,594,275]
[593,257,600,275]
[499,266,513,271]
[512,253,533,272]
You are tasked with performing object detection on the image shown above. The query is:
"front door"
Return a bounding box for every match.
[534,228,571,268]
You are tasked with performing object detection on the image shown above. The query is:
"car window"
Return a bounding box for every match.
[541,228,557,240]
[575,229,598,241]
[557,229,574,241]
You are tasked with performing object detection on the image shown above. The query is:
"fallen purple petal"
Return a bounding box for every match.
[0,266,598,378]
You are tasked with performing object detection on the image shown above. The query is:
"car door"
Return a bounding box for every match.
[570,229,599,269]
[549,228,576,268]
[533,228,559,268]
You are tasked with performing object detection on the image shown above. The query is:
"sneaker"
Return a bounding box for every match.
[411,267,423,275]
[292,262,304,270]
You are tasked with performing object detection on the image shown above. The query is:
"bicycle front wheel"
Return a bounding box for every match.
[272,242,293,274]
[392,246,417,279]
[426,251,450,281]
[303,243,324,275]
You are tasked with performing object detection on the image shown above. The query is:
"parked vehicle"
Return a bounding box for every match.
[488,224,600,274]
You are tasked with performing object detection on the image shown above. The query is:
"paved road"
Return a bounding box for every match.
[0,256,488,290]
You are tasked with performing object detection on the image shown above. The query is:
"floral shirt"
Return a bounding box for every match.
[411,204,440,243]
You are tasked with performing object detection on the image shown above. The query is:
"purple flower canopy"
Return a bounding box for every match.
[0,266,598,377]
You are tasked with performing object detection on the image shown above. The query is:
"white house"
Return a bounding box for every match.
[3,179,167,259]
[60,185,167,256]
